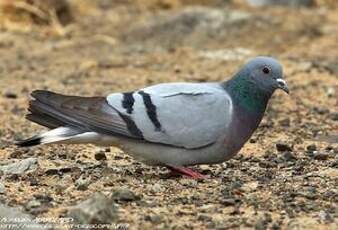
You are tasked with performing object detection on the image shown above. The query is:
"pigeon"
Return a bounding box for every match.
[16,56,289,179]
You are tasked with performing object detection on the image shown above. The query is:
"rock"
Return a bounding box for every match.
[279,118,290,127]
[111,188,141,203]
[3,90,17,99]
[197,214,212,222]
[324,60,338,77]
[0,203,44,230]
[306,144,317,152]
[145,214,162,223]
[313,152,330,161]
[94,150,107,161]
[149,183,164,193]
[0,158,38,174]
[68,193,118,224]
[34,194,53,203]
[271,222,281,230]
[325,87,335,98]
[276,142,293,152]
[329,112,338,121]
[304,186,318,200]
[29,177,39,186]
[25,200,41,211]
[313,106,329,115]
[255,218,267,230]
[246,0,314,7]
[318,210,333,223]
[0,183,5,194]
[75,176,91,191]
[25,194,53,215]
[221,198,236,206]
[282,151,297,161]
[45,168,59,175]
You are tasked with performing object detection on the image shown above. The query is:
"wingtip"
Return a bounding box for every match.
[31,90,50,99]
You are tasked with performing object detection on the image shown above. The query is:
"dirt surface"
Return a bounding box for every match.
[0,1,337,229]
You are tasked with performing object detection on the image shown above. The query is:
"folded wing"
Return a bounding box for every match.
[28,83,232,149]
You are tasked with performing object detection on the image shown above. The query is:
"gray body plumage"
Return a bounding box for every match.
[17,56,288,168]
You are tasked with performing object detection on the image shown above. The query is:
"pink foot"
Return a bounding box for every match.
[166,166,206,179]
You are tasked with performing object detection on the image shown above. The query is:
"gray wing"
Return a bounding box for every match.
[27,91,143,139]
[28,83,232,149]
[107,83,233,149]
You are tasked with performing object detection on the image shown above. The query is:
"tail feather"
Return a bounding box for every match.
[16,127,82,147]
[26,113,64,129]
[16,135,42,147]
[18,90,120,148]
[27,96,83,129]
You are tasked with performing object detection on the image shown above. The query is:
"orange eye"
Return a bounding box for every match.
[262,67,270,74]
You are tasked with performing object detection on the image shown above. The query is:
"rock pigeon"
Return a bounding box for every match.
[17,56,289,179]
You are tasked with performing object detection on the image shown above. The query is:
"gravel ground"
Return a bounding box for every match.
[0,1,337,229]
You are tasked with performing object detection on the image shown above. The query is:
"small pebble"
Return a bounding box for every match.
[111,188,140,202]
[0,183,5,194]
[197,214,212,222]
[325,87,335,97]
[313,152,329,161]
[145,214,162,223]
[34,194,53,203]
[282,151,297,161]
[319,210,333,223]
[75,176,90,191]
[276,142,293,152]
[313,106,329,115]
[68,193,118,224]
[221,198,236,206]
[94,151,107,161]
[279,118,290,127]
[306,144,317,152]
[3,90,17,99]
[25,200,41,211]
[150,183,164,193]
[329,112,338,121]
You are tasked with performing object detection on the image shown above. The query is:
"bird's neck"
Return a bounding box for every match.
[222,73,272,115]
[220,74,273,156]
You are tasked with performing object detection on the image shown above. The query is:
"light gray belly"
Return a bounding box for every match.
[116,137,238,167]
[65,132,243,166]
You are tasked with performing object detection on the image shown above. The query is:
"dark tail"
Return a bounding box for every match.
[25,90,70,129]
[16,135,42,147]
[16,127,82,148]
[17,90,110,147]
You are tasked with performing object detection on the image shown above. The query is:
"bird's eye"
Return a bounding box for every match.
[262,67,270,74]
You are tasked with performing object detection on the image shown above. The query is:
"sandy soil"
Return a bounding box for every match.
[0,1,337,229]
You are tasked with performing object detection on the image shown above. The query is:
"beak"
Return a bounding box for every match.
[276,78,289,94]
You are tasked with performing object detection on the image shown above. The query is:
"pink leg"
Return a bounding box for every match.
[166,166,206,179]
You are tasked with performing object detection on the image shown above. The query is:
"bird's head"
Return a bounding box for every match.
[242,56,289,95]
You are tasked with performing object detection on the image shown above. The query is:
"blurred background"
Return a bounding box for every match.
[0,0,337,229]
